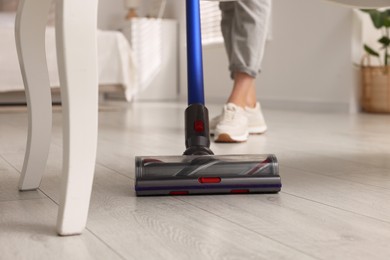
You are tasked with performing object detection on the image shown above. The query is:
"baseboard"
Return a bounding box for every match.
[0,85,125,105]
[260,98,355,113]
[0,90,61,105]
[190,96,357,113]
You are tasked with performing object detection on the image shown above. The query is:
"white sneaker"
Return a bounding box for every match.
[245,102,267,134]
[214,103,249,143]
[209,114,222,135]
[210,102,267,135]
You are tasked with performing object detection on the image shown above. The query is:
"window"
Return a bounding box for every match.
[200,1,223,45]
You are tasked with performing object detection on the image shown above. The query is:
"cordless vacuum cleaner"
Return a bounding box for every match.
[135,0,281,196]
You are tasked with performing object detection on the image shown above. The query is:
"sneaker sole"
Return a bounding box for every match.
[248,126,268,135]
[211,126,267,136]
[214,133,248,143]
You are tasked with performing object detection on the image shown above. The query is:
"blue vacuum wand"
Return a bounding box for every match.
[186,0,205,105]
[183,0,212,156]
[134,0,281,196]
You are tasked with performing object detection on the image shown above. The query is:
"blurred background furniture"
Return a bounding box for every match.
[120,17,178,101]
[0,11,137,104]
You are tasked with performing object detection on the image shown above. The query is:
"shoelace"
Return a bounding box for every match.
[222,107,237,122]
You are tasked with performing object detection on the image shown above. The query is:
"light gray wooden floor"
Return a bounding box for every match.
[1,101,390,260]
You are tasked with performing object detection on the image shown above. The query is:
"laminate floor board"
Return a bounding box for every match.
[269,128,390,156]
[258,115,390,170]
[94,128,185,178]
[93,103,272,177]
[263,110,390,147]
[210,138,390,224]
[7,126,390,226]
[10,146,314,260]
[51,104,186,178]
[0,141,312,259]
[85,170,314,260]
[177,191,390,260]
[2,101,390,259]
[279,165,390,222]
[273,148,390,189]
[0,113,28,153]
[0,155,45,202]
[0,199,122,260]
[270,136,390,174]
[226,131,390,190]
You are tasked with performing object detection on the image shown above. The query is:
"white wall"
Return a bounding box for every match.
[98,0,126,30]
[259,0,358,112]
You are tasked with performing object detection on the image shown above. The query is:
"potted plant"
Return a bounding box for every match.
[360,9,390,113]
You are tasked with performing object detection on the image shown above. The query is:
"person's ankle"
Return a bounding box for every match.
[226,99,246,108]
[245,101,257,108]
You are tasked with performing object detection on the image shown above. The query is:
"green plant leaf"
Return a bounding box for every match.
[360,9,372,13]
[381,10,390,27]
[384,19,390,27]
[361,9,384,29]
[378,36,390,47]
[384,52,390,66]
[364,44,380,57]
[373,11,385,28]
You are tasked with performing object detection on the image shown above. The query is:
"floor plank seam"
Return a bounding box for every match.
[84,227,128,260]
[311,153,390,171]
[281,164,390,191]
[37,187,59,206]
[0,197,48,204]
[173,197,321,260]
[281,191,390,225]
[0,154,22,175]
[1,155,52,202]
[279,142,390,171]
[96,162,134,180]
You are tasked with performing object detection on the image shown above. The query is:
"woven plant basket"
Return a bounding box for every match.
[361,56,390,113]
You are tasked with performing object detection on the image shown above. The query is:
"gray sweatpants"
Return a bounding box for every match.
[219,0,271,79]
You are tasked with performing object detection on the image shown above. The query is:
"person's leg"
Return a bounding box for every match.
[228,0,271,108]
[213,0,271,142]
[227,72,256,108]
[219,2,235,66]
[246,77,257,108]
[218,0,262,108]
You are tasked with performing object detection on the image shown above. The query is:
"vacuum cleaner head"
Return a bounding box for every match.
[135,154,281,196]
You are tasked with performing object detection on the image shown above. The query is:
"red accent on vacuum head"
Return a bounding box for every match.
[194,120,204,132]
[169,191,189,195]
[142,159,163,166]
[230,189,250,194]
[198,177,221,184]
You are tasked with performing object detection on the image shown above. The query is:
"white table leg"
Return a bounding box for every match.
[15,0,53,191]
[55,0,99,236]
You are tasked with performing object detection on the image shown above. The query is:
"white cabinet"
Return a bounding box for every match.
[121,18,178,101]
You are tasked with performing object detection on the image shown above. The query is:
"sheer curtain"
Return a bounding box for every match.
[200,1,223,45]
